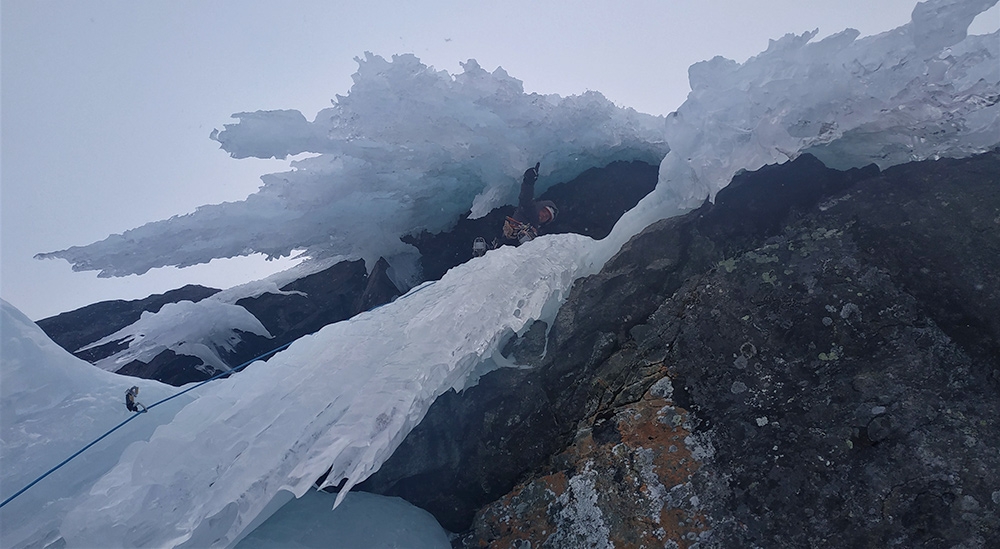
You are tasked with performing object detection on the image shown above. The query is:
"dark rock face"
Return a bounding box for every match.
[836,157,1000,371]
[236,259,370,345]
[353,257,400,314]
[642,208,1000,548]
[361,151,1000,547]
[358,366,561,532]
[41,259,399,386]
[125,259,399,386]
[539,160,660,240]
[220,259,375,377]
[115,349,210,387]
[402,160,658,281]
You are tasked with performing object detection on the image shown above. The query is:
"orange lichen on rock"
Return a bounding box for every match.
[465,375,709,548]
[471,471,565,547]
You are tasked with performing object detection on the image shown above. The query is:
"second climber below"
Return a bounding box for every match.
[503,162,558,244]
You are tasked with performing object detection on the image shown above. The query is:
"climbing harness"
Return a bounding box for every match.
[503,216,537,244]
[0,341,293,509]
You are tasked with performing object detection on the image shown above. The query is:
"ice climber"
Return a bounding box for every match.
[125,386,147,413]
[503,162,558,244]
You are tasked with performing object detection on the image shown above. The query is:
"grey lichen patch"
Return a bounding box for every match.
[684,431,716,462]
[731,381,747,394]
[810,227,843,240]
[745,250,780,264]
[960,495,980,512]
[634,447,669,520]
[818,193,853,211]
[803,275,818,294]
[649,376,674,400]
[647,258,677,271]
[762,270,778,286]
[657,406,684,427]
[719,258,737,273]
[840,302,861,321]
[549,464,613,549]
[818,345,843,361]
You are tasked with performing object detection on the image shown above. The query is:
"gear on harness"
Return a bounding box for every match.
[503,216,538,244]
[125,386,147,413]
[473,237,488,257]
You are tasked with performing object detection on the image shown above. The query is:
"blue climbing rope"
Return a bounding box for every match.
[0,341,294,509]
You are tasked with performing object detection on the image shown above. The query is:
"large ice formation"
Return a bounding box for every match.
[37,54,669,279]
[3,234,595,547]
[605,0,998,249]
[78,299,271,373]
[4,0,998,547]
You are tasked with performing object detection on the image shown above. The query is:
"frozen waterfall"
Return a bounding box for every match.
[3,0,997,547]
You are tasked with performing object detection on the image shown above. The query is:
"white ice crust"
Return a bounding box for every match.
[4,235,597,548]
[4,1,998,547]
[0,299,194,548]
[78,299,271,373]
[72,255,348,373]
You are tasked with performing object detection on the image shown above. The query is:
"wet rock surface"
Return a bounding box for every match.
[365,151,1000,547]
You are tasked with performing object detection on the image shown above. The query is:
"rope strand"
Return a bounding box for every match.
[0,341,293,509]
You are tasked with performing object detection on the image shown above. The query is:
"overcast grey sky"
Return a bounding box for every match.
[3,0,997,320]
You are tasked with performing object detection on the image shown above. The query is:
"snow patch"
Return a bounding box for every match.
[78,299,271,373]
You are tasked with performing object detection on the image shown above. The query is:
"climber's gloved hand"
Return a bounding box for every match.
[523,162,540,184]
